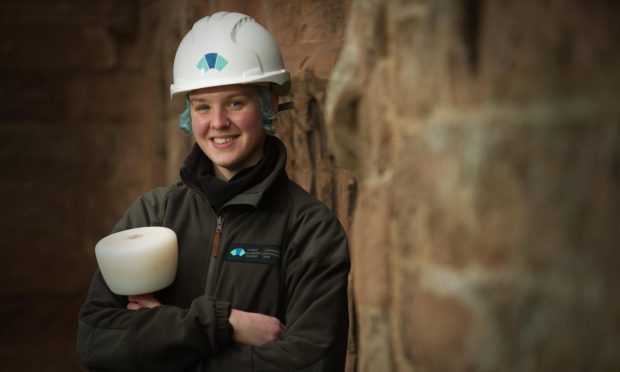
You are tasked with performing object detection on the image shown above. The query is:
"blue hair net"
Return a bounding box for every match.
[179,98,192,133]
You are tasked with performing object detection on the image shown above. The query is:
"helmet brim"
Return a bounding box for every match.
[170,70,290,98]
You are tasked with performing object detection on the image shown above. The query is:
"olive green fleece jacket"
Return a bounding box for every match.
[77,136,350,371]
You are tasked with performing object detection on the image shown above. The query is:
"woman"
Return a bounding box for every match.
[77,11,350,371]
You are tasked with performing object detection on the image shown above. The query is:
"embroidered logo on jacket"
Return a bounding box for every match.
[230,247,246,257]
[225,244,281,266]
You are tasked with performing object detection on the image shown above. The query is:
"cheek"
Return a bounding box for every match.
[190,113,207,136]
[236,110,264,134]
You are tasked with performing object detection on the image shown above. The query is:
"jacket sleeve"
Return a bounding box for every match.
[77,188,234,372]
[252,198,351,371]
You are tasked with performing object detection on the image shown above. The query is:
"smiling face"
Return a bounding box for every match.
[189,85,266,181]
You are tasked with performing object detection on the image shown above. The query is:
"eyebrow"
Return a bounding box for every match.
[189,92,252,103]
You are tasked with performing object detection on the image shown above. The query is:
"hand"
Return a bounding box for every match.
[127,293,162,310]
[228,309,283,346]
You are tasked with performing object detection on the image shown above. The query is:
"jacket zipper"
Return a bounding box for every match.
[212,215,223,256]
[205,214,223,296]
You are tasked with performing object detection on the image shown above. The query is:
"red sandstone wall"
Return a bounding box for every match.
[327,1,620,371]
[0,2,165,370]
[7,1,617,371]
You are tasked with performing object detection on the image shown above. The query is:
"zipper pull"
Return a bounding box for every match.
[212,215,223,257]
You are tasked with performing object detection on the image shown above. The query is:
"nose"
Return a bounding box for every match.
[210,107,229,130]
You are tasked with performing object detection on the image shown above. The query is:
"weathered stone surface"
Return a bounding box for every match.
[327,0,620,371]
[5,0,620,371]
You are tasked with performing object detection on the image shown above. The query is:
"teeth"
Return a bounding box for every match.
[213,137,233,144]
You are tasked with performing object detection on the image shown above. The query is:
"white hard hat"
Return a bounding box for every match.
[170,12,290,97]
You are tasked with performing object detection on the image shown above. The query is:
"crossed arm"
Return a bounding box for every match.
[127,294,283,347]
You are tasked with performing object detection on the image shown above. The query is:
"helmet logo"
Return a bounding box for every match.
[197,52,228,73]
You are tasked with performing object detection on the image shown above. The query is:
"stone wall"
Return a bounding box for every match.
[327,0,620,371]
[0,1,167,370]
[5,0,617,370]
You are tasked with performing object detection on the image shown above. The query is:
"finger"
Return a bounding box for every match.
[127,302,141,311]
[128,294,150,302]
[127,294,161,308]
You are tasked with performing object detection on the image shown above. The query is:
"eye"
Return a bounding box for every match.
[227,98,246,109]
[192,103,210,112]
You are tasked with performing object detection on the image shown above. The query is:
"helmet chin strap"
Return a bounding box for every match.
[277,101,295,112]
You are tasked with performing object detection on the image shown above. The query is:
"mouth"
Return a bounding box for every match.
[211,136,238,145]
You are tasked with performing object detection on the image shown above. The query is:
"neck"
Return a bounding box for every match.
[213,141,266,181]
[214,166,235,181]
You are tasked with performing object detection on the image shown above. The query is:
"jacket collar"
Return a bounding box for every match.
[180,135,288,209]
